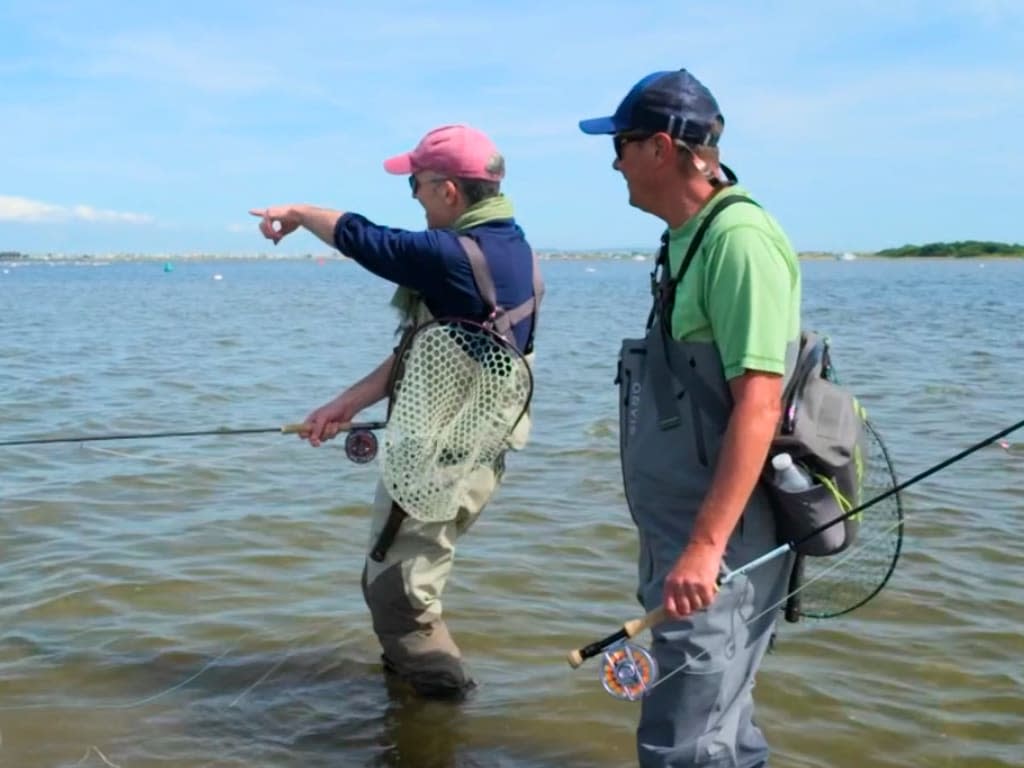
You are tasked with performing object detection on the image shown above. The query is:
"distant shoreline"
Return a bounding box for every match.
[796,253,1023,261]
[1,249,1022,264]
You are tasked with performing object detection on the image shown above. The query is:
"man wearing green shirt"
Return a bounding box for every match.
[579,69,802,768]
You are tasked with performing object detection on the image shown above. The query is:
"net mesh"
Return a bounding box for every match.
[797,419,904,618]
[381,321,533,522]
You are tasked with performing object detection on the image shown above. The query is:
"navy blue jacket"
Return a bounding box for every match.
[334,213,538,352]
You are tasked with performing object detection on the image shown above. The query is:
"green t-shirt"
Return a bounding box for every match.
[667,186,801,380]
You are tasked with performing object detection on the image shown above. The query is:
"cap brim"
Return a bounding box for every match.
[578,116,620,135]
[382,152,413,175]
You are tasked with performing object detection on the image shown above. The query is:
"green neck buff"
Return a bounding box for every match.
[452,194,515,231]
[391,195,516,319]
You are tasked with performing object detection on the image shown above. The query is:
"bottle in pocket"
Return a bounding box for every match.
[771,452,813,493]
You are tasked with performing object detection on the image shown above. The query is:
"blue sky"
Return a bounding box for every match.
[1,0,1022,255]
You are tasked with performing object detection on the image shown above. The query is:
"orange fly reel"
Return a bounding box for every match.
[600,642,657,701]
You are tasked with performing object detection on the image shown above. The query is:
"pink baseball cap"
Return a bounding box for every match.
[383,124,506,181]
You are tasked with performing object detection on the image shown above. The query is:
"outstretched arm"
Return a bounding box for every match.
[249,205,344,248]
[249,205,450,299]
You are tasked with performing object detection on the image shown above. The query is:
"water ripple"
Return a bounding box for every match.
[1,259,1023,767]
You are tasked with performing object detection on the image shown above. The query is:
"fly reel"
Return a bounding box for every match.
[344,428,379,463]
[600,642,657,701]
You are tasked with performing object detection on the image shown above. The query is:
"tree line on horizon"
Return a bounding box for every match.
[875,240,1024,258]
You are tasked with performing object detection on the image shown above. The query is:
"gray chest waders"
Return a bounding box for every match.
[620,197,796,768]
[618,196,790,584]
[369,236,544,562]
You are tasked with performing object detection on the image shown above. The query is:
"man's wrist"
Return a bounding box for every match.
[292,204,311,227]
[688,521,727,552]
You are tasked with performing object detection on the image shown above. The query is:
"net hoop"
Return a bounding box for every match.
[380,319,534,522]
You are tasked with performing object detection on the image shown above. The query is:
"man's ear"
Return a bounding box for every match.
[652,133,674,163]
[445,179,460,205]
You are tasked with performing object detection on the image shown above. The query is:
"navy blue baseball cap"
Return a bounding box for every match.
[579,69,724,146]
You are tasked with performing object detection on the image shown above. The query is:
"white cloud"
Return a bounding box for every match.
[0,195,154,224]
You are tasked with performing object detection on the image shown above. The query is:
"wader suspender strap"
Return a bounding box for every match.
[370,500,407,562]
[370,323,418,562]
[649,195,761,431]
[369,236,544,562]
[458,235,544,353]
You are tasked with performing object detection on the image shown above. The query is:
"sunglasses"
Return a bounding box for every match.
[613,132,652,161]
[613,133,699,162]
[408,175,450,195]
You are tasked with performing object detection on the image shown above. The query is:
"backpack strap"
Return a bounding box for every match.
[458,235,542,353]
[459,235,498,309]
[659,194,761,319]
[650,194,761,431]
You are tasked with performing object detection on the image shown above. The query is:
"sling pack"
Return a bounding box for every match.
[656,194,867,557]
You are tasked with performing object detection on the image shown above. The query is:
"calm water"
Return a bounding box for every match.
[1,257,1022,768]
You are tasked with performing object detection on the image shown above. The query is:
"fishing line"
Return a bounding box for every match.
[0,451,380,713]
[0,418,387,711]
[0,334,535,759]
[567,417,1024,698]
[647,515,907,695]
[0,622,316,713]
[0,331,527,756]
[227,649,295,708]
[572,514,907,701]
[72,746,122,768]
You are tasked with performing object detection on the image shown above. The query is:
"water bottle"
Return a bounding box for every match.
[771,452,813,493]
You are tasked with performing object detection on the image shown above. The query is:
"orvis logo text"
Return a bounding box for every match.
[627,381,642,438]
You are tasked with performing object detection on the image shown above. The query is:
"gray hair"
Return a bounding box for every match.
[455,177,502,205]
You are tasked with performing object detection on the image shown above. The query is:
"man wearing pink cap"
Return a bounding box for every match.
[251,124,542,699]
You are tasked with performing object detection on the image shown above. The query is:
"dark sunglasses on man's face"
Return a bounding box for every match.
[408,175,449,196]
[613,132,651,161]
